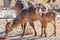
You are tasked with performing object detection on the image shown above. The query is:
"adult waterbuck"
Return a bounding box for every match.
[4,6,38,38]
[37,4,57,37]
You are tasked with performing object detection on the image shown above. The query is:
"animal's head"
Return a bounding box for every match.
[36,4,47,13]
[35,4,42,12]
[41,6,46,12]
[5,21,14,34]
[36,4,43,8]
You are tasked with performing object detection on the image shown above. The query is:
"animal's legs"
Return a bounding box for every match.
[40,23,44,37]
[21,24,24,31]
[21,23,26,37]
[43,23,47,37]
[40,22,47,37]
[52,21,56,36]
[30,22,37,36]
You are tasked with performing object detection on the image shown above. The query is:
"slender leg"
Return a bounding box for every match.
[30,22,37,36]
[44,25,47,37]
[21,24,24,31]
[40,23,44,37]
[43,22,47,37]
[52,21,56,36]
[21,23,26,37]
[53,23,56,36]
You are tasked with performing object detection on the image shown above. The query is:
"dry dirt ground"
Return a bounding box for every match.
[0,10,60,40]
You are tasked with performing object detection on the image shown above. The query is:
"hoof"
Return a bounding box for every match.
[49,33,56,37]
[44,34,47,37]
[54,33,56,36]
[35,34,37,36]
[21,34,24,37]
[40,34,42,37]
[52,33,56,36]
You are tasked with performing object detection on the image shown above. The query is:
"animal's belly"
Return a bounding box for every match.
[21,18,38,24]
[21,19,29,24]
[39,17,54,22]
[45,17,53,22]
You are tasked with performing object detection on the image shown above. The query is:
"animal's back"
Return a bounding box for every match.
[13,6,37,24]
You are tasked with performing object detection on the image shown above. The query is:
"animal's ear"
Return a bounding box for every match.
[6,21,14,25]
[5,22,11,28]
[6,22,11,25]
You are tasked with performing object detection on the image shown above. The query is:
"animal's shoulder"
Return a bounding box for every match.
[21,7,28,13]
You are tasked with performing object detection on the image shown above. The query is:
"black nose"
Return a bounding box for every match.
[0,36,6,39]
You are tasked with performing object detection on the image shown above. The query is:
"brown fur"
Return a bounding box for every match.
[5,4,57,38]
[15,0,24,16]
[36,4,57,37]
[5,6,38,38]
[39,10,57,37]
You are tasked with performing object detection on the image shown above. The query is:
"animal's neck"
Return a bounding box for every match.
[22,0,28,7]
